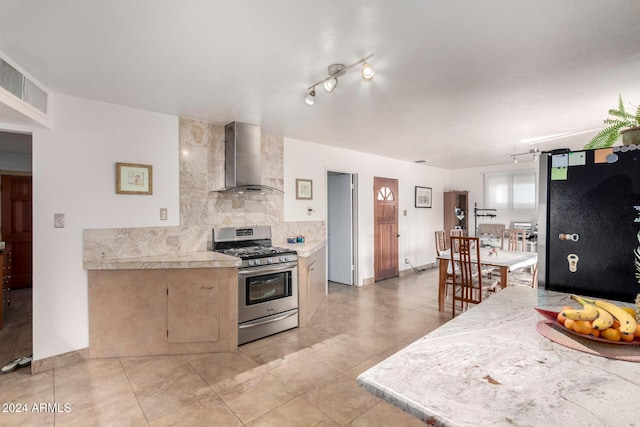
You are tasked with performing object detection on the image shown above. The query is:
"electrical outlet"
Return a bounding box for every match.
[160,208,168,220]
[405,258,409,264]
[54,213,65,228]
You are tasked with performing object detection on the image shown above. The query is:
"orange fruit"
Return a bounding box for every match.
[600,328,622,342]
[621,333,635,342]
[589,329,600,338]
[634,324,640,338]
[564,318,576,331]
[573,320,592,335]
[557,306,575,326]
[621,307,636,317]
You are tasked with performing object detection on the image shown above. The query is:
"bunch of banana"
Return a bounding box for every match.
[561,295,598,321]
[565,294,615,330]
[579,296,638,335]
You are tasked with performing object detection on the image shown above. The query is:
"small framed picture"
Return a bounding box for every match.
[116,162,153,195]
[296,178,313,200]
[415,186,432,208]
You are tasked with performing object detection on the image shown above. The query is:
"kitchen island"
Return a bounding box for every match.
[357,286,640,427]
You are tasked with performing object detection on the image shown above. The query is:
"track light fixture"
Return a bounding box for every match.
[305,88,316,106]
[305,53,374,105]
[511,148,540,163]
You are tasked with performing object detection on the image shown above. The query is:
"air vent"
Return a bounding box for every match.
[0,56,49,115]
[0,58,23,98]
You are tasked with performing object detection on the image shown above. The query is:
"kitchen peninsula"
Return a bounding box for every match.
[358,286,640,427]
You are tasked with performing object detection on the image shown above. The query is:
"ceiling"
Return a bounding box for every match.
[1,1,640,168]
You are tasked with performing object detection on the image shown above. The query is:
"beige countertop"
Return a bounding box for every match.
[84,250,241,270]
[277,240,326,257]
[84,240,326,270]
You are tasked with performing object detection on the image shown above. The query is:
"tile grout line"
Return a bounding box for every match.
[118,357,151,425]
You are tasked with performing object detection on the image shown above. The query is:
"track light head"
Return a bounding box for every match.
[305,88,316,106]
[362,61,374,80]
[323,78,338,93]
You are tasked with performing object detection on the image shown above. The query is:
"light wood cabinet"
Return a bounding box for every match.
[89,267,237,358]
[443,191,469,241]
[298,243,327,327]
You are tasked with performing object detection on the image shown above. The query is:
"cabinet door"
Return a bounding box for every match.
[89,271,168,357]
[308,251,327,320]
[168,282,219,343]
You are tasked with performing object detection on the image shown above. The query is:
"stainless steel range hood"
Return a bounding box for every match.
[214,121,282,194]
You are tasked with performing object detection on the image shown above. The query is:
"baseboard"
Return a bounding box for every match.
[363,263,437,284]
[31,347,89,374]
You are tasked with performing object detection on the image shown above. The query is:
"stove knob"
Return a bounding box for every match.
[280,256,288,262]
[248,260,254,266]
[267,258,273,264]
[255,259,261,265]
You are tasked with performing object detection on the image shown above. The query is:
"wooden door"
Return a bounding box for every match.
[374,177,399,281]
[1,176,32,289]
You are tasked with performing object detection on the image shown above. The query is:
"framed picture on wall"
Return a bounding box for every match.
[116,162,153,195]
[296,178,313,200]
[415,186,432,208]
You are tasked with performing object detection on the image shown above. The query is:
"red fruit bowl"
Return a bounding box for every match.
[534,308,640,346]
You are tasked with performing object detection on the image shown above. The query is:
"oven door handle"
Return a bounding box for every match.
[238,261,298,275]
[238,310,298,329]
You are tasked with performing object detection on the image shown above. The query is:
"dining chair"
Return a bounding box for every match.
[435,230,456,298]
[450,236,499,318]
[435,230,449,255]
[505,229,526,251]
[449,229,464,253]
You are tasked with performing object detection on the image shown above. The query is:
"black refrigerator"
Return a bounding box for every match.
[538,147,640,303]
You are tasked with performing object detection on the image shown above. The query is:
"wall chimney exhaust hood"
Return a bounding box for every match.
[214,121,283,194]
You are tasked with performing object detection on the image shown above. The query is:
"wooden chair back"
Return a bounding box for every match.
[449,229,464,253]
[434,230,448,256]
[505,229,526,251]
[451,236,494,317]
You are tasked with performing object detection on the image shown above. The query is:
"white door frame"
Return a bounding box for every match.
[326,169,358,286]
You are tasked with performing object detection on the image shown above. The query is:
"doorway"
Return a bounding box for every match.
[327,171,357,289]
[0,130,33,365]
[374,176,399,281]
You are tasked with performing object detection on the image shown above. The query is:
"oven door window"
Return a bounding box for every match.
[246,271,292,306]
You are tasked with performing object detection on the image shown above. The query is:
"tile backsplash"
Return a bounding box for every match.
[84,118,325,262]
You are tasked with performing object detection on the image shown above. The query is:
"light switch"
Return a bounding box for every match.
[160,208,168,220]
[54,213,65,228]
[403,210,407,216]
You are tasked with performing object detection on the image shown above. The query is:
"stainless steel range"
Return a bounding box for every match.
[213,226,298,345]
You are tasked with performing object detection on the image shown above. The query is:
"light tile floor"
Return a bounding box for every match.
[0,268,453,426]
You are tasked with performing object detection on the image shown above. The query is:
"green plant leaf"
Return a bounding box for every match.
[618,94,625,115]
[583,123,625,149]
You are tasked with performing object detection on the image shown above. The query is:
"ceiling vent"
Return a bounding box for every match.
[0,51,52,127]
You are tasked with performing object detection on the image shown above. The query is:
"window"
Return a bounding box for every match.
[377,186,394,201]
[483,170,537,210]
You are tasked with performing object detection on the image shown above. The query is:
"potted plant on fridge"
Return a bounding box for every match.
[584,94,640,149]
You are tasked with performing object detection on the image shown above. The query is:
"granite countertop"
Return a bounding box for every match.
[276,239,326,257]
[84,250,241,270]
[84,240,327,270]
[357,286,640,427]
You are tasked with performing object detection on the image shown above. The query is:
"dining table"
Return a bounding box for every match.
[437,248,538,312]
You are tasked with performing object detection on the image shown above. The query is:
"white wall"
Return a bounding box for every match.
[30,94,179,360]
[448,160,539,236]
[284,138,450,283]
